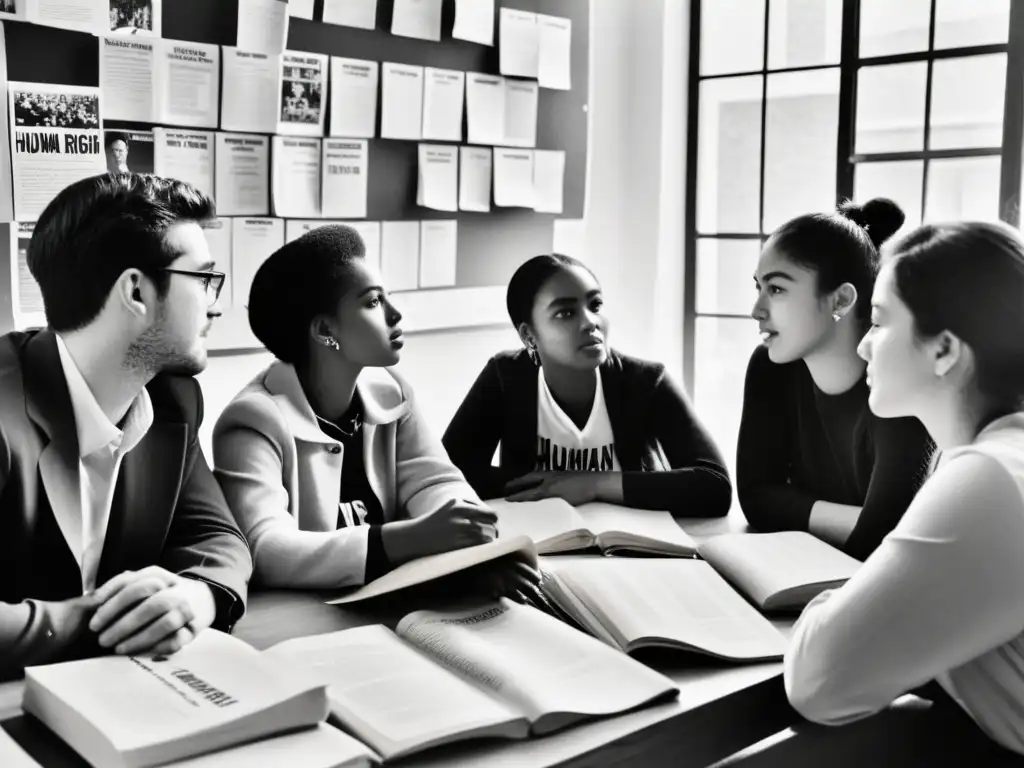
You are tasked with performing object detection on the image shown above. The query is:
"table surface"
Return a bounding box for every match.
[1,508,802,767]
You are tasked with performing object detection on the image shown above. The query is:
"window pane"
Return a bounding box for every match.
[934,0,1010,49]
[853,161,924,239]
[700,0,765,76]
[859,0,931,57]
[697,76,763,234]
[694,317,762,479]
[767,0,843,70]
[696,239,762,316]
[924,156,1002,223]
[763,68,840,232]
[855,62,928,153]
[930,54,1006,150]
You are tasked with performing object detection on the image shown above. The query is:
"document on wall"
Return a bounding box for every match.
[157,40,220,128]
[381,221,419,292]
[504,79,538,148]
[466,73,505,145]
[421,67,464,142]
[103,128,153,175]
[499,8,538,78]
[532,149,564,213]
[321,138,368,219]
[453,0,494,46]
[350,221,381,271]
[279,51,328,136]
[538,14,572,90]
[493,148,534,208]
[330,57,378,138]
[391,0,441,41]
[221,48,279,133]
[0,23,13,223]
[8,83,104,222]
[215,133,270,216]
[459,146,491,211]
[231,218,285,309]
[272,136,321,218]
[100,36,157,123]
[416,144,457,212]
[9,221,45,330]
[28,0,106,35]
[323,0,376,29]
[381,63,424,141]
[285,219,326,243]
[237,0,289,56]
[153,128,214,197]
[109,0,161,36]
[289,0,314,19]
[419,219,457,288]
[203,217,233,309]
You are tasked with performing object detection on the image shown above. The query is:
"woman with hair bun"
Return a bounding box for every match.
[738,199,935,559]
[784,221,1024,756]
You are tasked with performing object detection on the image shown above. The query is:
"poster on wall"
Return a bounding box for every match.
[103,129,153,175]
[278,51,328,137]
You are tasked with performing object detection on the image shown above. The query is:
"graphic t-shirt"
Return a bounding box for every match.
[535,368,620,472]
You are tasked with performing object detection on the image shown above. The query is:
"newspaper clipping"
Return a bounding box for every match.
[104,129,153,175]
[279,51,327,136]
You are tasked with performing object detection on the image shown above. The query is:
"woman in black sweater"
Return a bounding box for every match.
[739,199,935,559]
[443,254,731,517]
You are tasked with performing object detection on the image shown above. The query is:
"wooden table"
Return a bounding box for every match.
[1,509,802,767]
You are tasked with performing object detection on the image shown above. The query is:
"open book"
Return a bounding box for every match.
[266,599,678,761]
[22,630,333,768]
[697,531,861,611]
[541,557,789,662]
[487,498,697,556]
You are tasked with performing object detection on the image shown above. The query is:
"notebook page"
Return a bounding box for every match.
[265,625,522,758]
[487,498,590,548]
[575,503,697,553]
[546,559,788,661]
[398,600,675,726]
[698,532,861,607]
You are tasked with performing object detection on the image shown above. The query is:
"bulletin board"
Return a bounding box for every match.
[1,0,589,346]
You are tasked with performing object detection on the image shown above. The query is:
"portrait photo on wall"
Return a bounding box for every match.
[280,64,323,126]
[104,130,154,175]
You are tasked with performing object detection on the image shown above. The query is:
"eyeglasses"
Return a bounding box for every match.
[163,269,226,305]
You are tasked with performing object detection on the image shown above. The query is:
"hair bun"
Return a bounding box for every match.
[838,197,905,248]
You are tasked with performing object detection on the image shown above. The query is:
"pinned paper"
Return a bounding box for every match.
[453,0,495,46]
[279,51,328,137]
[417,144,458,212]
[466,73,505,145]
[330,57,378,138]
[459,146,491,212]
[203,218,233,309]
[221,48,279,133]
[215,133,270,216]
[231,218,285,309]
[493,148,534,208]
[154,129,215,198]
[289,0,315,19]
[348,221,382,272]
[392,0,442,41]
[237,0,289,56]
[323,0,377,29]
[381,63,424,140]
[538,14,571,90]
[381,221,420,292]
[322,139,369,219]
[532,149,565,213]
[503,79,538,148]
[419,220,458,288]
[422,68,465,142]
[499,8,538,78]
[271,136,322,218]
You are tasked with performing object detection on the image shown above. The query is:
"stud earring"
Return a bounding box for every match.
[832,312,841,323]
[322,336,340,350]
[526,344,539,366]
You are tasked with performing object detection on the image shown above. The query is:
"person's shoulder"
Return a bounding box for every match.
[213,365,287,435]
[487,347,531,370]
[147,373,205,429]
[604,349,666,378]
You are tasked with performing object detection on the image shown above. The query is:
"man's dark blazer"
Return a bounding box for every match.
[0,330,252,679]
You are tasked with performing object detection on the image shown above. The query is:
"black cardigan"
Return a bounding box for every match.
[442,348,732,517]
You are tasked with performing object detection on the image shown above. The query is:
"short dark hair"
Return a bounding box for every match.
[506,253,597,329]
[28,173,216,332]
[766,198,905,322]
[105,131,130,150]
[889,221,1024,414]
[248,224,366,365]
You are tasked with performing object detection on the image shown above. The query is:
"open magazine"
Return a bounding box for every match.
[266,600,678,761]
[487,498,698,556]
[541,557,789,662]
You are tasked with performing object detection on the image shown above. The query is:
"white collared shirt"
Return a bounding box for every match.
[535,367,620,472]
[54,335,153,592]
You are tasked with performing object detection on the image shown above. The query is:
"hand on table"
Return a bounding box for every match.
[504,471,598,506]
[384,498,498,563]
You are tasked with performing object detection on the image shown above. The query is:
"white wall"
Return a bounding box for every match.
[197,1,689,458]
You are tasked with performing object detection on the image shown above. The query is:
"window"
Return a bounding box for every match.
[685,0,1023,476]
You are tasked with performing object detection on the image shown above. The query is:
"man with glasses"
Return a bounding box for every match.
[0,173,251,679]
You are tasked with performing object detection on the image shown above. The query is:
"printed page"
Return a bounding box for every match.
[466,73,505,145]
[418,219,457,289]
[416,143,458,211]
[398,600,676,732]
[153,128,215,197]
[493,148,534,208]
[498,8,538,78]
[391,0,441,41]
[575,502,697,555]
[323,0,376,29]
[0,725,41,768]
[8,82,104,221]
[202,218,233,310]
[321,139,368,218]
[0,23,13,223]
[289,0,314,19]
[266,625,524,760]
[279,51,327,137]
[546,558,789,661]
[532,149,565,214]
[329,57,378,138]
[164,724,375,768]
[156,40,219,128]
[537,14,572,90]
[380,63,424,140]
[458,146,491,212]
[380,220,419,292]
[485,498,590,551]
[108,0,160,36]
[421,67,465,142]
[698,531,861,609]
[215,133,270,216]
[100,36,156,123]
[503,80,538,148]
[347,221,381,271]
[230,218,284,308]
[29,0,105,34]
[10,222,45,330]
[221,48,278,134]
[237,0,289,56]
[271,136,321,218]
[452,0,494,46]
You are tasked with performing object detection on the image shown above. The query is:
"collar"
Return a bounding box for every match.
[261,361,409,444]
[54,334,153,457]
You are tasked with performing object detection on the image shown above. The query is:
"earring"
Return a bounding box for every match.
[321,336,340,350]
[832,312,841,323]
[526,344,539,366]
